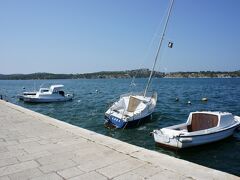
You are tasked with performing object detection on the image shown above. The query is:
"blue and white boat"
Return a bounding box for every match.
[105,0,175,128]
[105,92,157,128]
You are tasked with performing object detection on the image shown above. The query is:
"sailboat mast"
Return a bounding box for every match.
[144,0,174,97]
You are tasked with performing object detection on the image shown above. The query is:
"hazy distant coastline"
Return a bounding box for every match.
[0,69,239,80]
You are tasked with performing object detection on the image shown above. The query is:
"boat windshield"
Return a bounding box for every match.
[187,113,218,132]
[40,89,49,93]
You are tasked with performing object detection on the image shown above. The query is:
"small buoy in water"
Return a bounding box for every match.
[22,87,25,90]
[175,97,179,101]
[201,97,208,101]
[187,101,191,105]
[95,89,99,93]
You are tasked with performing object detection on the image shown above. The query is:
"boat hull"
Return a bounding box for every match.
[22,95,73,103]
[105,114,152,129]
[18,92,37,100]
[153,125,239,149]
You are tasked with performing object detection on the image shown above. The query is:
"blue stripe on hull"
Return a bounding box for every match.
[105,114,152,129]
[108,115,127,128]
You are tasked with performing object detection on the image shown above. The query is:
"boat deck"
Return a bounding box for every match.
[0,100,238,179]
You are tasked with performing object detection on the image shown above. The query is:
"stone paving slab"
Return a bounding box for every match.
[0,100,238,180]
[8,168,44,180]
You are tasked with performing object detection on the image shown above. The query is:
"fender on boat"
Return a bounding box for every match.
[179,137,193,142]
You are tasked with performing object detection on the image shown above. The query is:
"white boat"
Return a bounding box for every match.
[105,92,157,128]
[20,85,74,103]
[104,0,175,128]
[152,111,240,149]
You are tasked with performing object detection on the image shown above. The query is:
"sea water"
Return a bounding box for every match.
[0,78,239,175]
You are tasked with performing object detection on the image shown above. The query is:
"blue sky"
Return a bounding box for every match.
[1,0,239,74]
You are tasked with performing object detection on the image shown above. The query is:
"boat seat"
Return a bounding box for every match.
[187,113,218,132]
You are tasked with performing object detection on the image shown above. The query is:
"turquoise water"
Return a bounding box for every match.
[0,78,240,175]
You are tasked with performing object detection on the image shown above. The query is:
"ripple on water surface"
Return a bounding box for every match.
[0,78,240,176]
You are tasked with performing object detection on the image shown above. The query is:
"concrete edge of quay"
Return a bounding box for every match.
[1,100,239,179]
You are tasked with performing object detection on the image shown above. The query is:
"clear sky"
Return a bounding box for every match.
[1,0,240,74]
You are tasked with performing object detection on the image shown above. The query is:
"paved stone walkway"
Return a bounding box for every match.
[0,100,238,180]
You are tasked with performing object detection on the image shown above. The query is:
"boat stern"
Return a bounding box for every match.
[104,114,127,129]
[152,129,186,149]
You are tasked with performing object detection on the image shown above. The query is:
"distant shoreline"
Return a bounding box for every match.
[0,69,239,80]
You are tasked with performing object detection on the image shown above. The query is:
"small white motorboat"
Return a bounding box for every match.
[20,85,74,103]
[105,92,157,128]
[152,111,240,149]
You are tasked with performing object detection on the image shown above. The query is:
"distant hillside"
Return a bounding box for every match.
[0,69,163,80]
[164,70,240,78]
[0,69,239,80]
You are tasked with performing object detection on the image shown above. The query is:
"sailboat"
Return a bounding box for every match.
[104,0,175,128]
